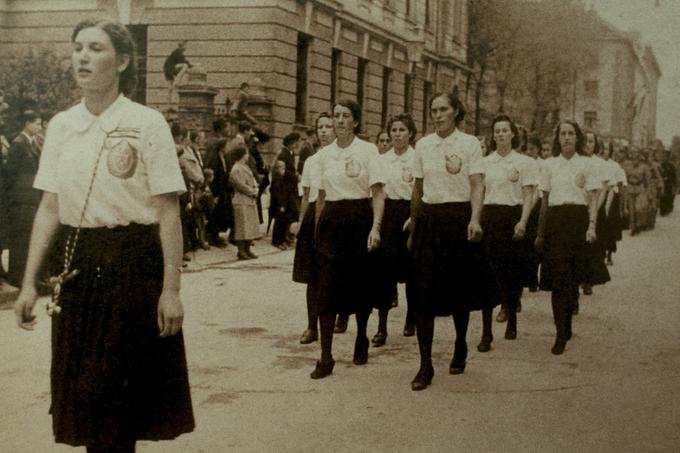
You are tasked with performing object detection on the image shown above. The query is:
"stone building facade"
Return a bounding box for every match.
[566,17,660,149]
[0,0,472,157]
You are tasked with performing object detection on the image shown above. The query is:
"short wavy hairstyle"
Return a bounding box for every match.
[333,98,362,134]
[72,18,138,97]
[387,113,418,145]
[429,92,466,126]
[552,120,585,157]
[489,114,520,150]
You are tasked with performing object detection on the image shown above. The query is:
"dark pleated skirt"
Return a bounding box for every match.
[292,201,316,284]
[582,205,611,286]
[7,203,39,287]
[315,199,378,315]
[602,193,623,252]
[50,224,195,447]
[409,202,500,316]
[539,205,589,291]
[373,198,411,310]
[520,202,542,288]
[481,205,525,304]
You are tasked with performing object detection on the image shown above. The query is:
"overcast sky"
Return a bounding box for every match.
[589,0,679,146]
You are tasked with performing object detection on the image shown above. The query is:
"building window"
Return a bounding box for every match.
[404,72,413,114]
[585,80,598,97]
[331,48,341,108]
[381,67,392,128]
[357,58,368,109]
[584,111,597,130]
[295,33,312,124]
[126,24,147,104]
[423,80,433,133]
[425,0,431,27]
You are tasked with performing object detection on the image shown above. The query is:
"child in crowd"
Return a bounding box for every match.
[269,160,298,250]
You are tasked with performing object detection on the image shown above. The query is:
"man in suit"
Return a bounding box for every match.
[4,110,43,287]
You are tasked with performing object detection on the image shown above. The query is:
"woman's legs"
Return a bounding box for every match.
[310,312,335,379]
[300,284,319,344]
[372,308,389,347]
[353,310,370,364]
[451,310,469,374]
[411,311,435,390]
[478,308,493,352]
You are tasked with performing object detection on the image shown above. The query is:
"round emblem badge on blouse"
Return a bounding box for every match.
[507,167,520,183]
[574,172,586,189]
[444,152,462,175]
[106,139,138,179]
[345,158,362,178]
[401,166,414,183]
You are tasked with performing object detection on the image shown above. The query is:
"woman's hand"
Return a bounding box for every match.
[467,221,483,242]
[586,224,597,243]
[14,286,39,330]
[158,290,184,337]
[289,222,300,236]
[513,221,526,240]
[534,235,544,252]
[367,226,381,252]
[402,217,412,233]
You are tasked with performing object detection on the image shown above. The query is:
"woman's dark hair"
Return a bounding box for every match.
[387,113,418,144]
[552,120,584,157]
[429,92,466,125]
[72,18,138,97]
[489,114,520,150]
[21,110,41,126]
[334,98,362,134]
[583,131,601,155]
[527,134,542,149]
[231,145,248,162]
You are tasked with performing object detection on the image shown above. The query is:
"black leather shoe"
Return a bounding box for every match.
[334,316,348,333]
[299,329,318,344]
[403,324,415,337]
[496,308,508,323]
[411,366,434,391]
[371,331,387,347]
[477,337,492,352]
[551,338,567,355]
[353,335,369,365]
[582,284,593,296]
[505,327,517,340]
[449,360,466,375]
[310,359,335,379]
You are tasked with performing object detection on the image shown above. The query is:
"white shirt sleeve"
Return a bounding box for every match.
[142,113,186,195]
[367,146,386,188]
[33,112,65,193]
[468,139,484,175]
[521,157,540,187]
[412,142,424,179]
[539,160,551,193]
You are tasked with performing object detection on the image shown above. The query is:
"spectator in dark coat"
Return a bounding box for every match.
[4,110,43,287]
[204,138,230,248]
[269,160,298,249]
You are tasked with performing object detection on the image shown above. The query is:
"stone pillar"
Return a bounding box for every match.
[177,65,219,133]
[243,77,275,159]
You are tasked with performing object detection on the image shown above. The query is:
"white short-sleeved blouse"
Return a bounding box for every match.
[380,147,415,201]
[412,129,484,204]
[539,154,602,206]
[317,137,385,201]
[300,152,321,203]
[34,95,186,228]
[482,150,539,206]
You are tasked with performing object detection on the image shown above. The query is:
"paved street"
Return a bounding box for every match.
[1,205,679,453]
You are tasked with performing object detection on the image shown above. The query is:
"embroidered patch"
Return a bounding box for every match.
[401,166,414,183]
[345,158,362,178]
[574,172,586,189]
[444,152,462,175]
[106,138,138,179]
[507,167,520,183]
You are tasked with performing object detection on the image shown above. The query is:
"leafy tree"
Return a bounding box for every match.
[0,47,78,138]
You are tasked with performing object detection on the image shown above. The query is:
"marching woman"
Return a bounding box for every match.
[371,113,418,347]
[600,143,627,266]
[477,115,538,352]
[536,121,602,355]
[580,131,611,297]
[622,147,650,235]
[407,92,497,391]
[13,19,194,452]
[310,99,385,379]
[293,113,335,344]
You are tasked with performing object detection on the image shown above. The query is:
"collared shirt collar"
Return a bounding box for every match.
[386,146,414,162]
[487,149,517,163]
[431,128,461,146]
[73,93,128,133]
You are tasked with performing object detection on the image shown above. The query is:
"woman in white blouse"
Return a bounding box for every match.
[407,93,496,391]
[477,115,538,352]
[293,113,335,344]
[371,113,417,347]
[13,19,193,452]
[310,99,385,379]
[536,121,602,355]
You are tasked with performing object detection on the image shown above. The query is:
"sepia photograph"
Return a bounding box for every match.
[0,0,678,451]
